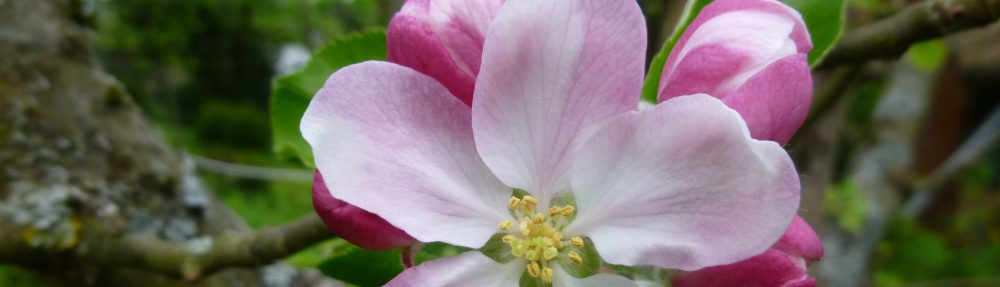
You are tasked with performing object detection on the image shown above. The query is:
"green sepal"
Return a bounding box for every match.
[556,237,601,278]
[519,270,551,287]
[549,191,578,222]
[480,233,518,264]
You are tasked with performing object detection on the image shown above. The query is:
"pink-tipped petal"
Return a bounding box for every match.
[718,54,811,145]
[671,215,823,287]
[566,94,800,271]
[658,0,812,144]
[387,0,503,105]
[386,252,523,287]
[775,215,825,262]
[312,172,415,251]
[301,61,510,248]
[671,249,816,287]
[472,0,646,203]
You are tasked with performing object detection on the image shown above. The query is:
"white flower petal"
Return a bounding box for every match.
[566,94,801,270]
[386,252,524,287]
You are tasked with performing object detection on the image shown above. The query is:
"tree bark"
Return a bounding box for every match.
[0,1,333,286]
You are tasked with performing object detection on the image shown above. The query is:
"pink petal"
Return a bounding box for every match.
[386,251,523,287]
[472,0,646,203]
[671,215,823,287]
[774,215,824,262]
[718,54,812,145]
[301,61,510,248]
[565,94,800,271]
[658,0,812,145]
[387,0,503,105]
[671,249,816,287]
[312,171,416,251]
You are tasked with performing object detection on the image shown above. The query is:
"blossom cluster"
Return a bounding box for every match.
[304,0,823,285]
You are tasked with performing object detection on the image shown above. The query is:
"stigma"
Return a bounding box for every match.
[498,195,586,284]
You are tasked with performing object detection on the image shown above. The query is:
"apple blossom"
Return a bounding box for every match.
[657,0,813,145]
[656,0,824,284]
[301,0,803,285]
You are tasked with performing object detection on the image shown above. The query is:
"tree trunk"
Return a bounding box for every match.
[0,1,331,286]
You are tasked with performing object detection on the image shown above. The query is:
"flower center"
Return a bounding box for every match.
[497,195,585,284]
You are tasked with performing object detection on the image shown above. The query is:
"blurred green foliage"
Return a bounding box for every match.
[906,39,949,72]
[94,0,388,153]
[825,180,867,233]
[874,161,1000,286]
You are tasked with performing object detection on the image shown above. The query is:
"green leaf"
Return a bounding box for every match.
[270,30,387,167]
[640,0,713,103]
[318,241,404,287]
[782,0,847,67]
[905,39,948,72]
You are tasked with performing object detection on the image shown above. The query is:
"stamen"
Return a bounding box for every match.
[527,262,541,277]
[498,220,513,230]
[502,234,515,243]
[509,196,521,210]
[568,251,583,265]
[560,205,575,216]
[570,236,585,248]
[521,196,538,212]
[548,206,563,217]
[498,195,586,285]
[541,267,554,283]
[532,213,545,224]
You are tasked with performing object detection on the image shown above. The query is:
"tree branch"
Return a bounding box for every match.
[192,155,313,182]
[817,0,1000,70]
[0,214,333,280]
[901,106,1000,218]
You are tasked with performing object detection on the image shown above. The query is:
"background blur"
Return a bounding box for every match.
[1,0,999,286]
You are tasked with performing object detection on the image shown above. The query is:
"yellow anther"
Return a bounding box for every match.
[543,246,558,260]
[561,205,575,216]
[570,236,585,248]
[502,234,515,243]
[527,262,541,277]
[498,220,513,230]
[521,196,538,212]
[568,251,583,265]
[532,213,545,224]
[548,206,563,217]
[541,267,554,283]
[508,196,520,210]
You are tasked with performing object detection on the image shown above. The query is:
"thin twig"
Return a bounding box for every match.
[817,0,1000,70]
[192,155,313,182]
[901,106,1000,218]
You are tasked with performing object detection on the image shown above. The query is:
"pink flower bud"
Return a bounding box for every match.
[659,0,813,145]
[313,171,415,251]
